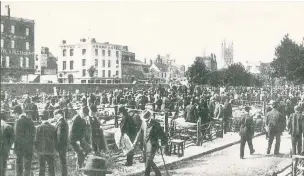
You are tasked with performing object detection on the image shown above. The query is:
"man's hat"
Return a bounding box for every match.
[244,106,251,112]
[89,104,97,113]
[13,105,22,114]
[54,109,64,116]
[118,105,126,113]
[80,156,112,174]
[82,106,90,114]
[294,105,301,112]
[141,109,152,120]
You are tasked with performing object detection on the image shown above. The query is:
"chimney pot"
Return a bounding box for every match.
[62,40,66,44]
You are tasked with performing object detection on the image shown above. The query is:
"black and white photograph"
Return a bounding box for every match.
[0,1,304,176]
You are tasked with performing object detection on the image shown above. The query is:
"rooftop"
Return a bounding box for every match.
[1,15,35,24]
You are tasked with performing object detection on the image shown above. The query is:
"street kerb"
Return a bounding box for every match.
[126,132,264,176]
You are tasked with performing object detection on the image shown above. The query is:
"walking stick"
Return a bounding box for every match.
[160,147,170,176]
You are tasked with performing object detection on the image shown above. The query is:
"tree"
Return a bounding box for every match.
[271,34,304,82]
[87,66,97,78]
[185,57,210,85]
[207,70,225,86]
[224,63,248,86]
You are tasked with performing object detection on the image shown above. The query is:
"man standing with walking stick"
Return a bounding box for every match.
[132,109,168,176]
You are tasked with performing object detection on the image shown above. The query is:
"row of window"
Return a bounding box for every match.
[1,56,30,68]
[62,48,119,58]
[80,79,120,84]
[81,69,119,77]
[1,39,30,50]
[1,23,30,35]
[62,59,119,70]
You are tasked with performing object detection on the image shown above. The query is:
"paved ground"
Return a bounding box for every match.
[158,132,292,176]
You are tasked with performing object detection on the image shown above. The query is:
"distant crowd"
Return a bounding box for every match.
[0,84,304,176]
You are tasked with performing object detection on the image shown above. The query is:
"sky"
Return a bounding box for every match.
[1,1,304,68]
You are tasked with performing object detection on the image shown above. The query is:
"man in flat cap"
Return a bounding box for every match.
[118,105,137,166]
[132,109,168,176]
[54,109,69,176]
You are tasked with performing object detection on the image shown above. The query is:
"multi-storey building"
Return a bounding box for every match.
[1,6,35,82]
[149,54,185,83]
[57,38,133,84]
[36,47,57,75]
[244,61,271,75]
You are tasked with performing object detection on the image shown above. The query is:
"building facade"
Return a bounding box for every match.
[244,61,271,75]
[57,38,133,84]
[121,60,150,83]
[1,8,35,82]
[36,47,57,75]
[149,54,185,84]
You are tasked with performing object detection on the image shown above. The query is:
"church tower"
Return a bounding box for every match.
[221,40,234,68]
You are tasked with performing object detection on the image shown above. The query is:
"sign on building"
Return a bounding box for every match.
[41,54,48,67]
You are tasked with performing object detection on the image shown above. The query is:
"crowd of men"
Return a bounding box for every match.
[1,84,304,176]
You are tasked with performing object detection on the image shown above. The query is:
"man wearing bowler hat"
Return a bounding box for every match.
[132,109,168,176]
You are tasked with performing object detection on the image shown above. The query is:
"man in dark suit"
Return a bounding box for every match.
[0,112,15,176]
[54,109,69,176]
[70,106,92,168]
[13,105,36,176]
[35,118,56,176]
[26,97,39,121]
[223,99,233,134]
[184,99,198,123]
[132,110,168,176]
[87,105,108,155]
[265,101,286,155]
[239,106,255,159]
[59,96,69,120]
[118,105,137,166]
[288,105,303,155]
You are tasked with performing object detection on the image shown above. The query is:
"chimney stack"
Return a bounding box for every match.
[150,59,153,65]
[6,5,11,18]
[144,58,146,64]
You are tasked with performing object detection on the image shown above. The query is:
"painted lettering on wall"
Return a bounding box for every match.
[3,34,27,40]
[1,49,34,56]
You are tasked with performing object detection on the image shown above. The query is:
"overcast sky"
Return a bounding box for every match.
[1,1,304,68]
